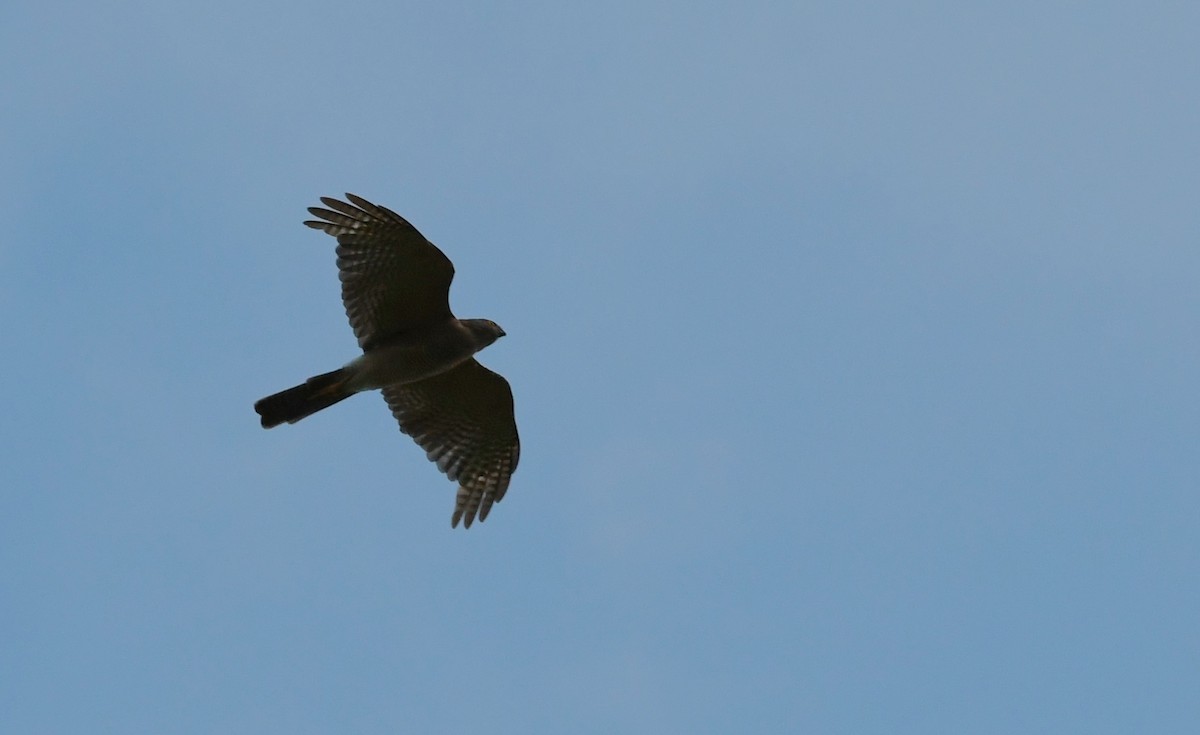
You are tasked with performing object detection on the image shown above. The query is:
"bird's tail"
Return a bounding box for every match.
[255,368,352,428]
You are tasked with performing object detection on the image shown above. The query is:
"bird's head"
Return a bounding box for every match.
[463,318,507,348]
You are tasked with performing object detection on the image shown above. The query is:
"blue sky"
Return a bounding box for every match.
[2,2,1197,733]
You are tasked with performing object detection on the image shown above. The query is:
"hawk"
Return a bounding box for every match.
[255,194,519,528]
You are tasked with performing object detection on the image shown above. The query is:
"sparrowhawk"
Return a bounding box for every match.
[254,194,519,528]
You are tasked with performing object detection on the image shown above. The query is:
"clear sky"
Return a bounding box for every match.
[2,2,1197,733]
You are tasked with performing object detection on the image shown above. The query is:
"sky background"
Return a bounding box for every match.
[2,2,1197,733]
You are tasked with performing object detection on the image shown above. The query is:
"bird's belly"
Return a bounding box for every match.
[342,335,474,391]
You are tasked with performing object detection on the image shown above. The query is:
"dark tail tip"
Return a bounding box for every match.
[255,368,351,428]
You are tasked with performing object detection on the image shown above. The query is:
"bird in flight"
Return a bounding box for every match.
[255,194,519,528]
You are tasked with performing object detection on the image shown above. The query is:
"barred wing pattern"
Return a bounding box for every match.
[381,359,520,528]
[304,194,455,350]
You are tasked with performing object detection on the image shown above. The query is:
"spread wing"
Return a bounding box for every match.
[304,194,455,350]
[381,359,520,528]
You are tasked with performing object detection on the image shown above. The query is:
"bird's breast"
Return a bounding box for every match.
[342,322,478,391]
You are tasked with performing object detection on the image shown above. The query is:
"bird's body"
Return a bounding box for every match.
[341,318,503,392]
[255,194,519,528]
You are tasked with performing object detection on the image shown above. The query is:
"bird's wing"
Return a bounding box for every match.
[381,359,520,528]
[305,194,455,350]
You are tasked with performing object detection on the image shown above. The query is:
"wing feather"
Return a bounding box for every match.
[304,194,455,350]
[380,360,520,528]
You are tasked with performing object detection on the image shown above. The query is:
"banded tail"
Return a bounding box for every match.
[255,368,352,428]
